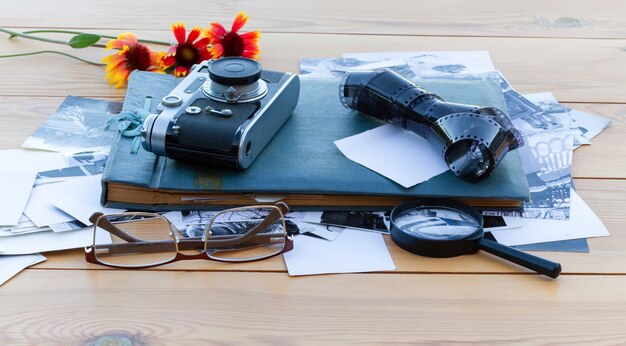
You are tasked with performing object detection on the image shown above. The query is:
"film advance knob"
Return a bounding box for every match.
[208,57,262,86]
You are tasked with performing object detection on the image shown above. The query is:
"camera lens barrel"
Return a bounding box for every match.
[339,69,522,181]
[208,57,262,85]
[203,57,268,103]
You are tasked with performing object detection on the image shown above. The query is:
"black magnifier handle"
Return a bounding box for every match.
[478,238,562,279]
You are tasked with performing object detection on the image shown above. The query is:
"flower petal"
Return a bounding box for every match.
[102,53,125,66]
[231,12,249,33]
[172,22,187,45]
[243,39,260,51]
[106,32,138,50]
[242,50,260,60]
[105,66,131,88]
[198,50,213,62]
[187,27,202,44]
[167,45,177,56]
[208,22,227,39]
[192,37,213,50]
[239,31,260,41]
[118,45,130,55]
[114,69,131,88]
[150,51,166,66]
[161,55,176,68]
[174,65,188,77]
[104,57,126,72]
[209,43,224,59]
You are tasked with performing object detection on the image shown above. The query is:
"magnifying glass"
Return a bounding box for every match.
[390,199,562,279]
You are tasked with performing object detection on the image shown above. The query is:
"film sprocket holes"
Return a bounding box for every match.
[141,57,300,169]
[339,69,523,181]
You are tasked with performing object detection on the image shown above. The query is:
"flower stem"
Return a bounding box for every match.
[0,28,107,48]
[0,50,104,66]
[1,27,68,45]
[20,29,171,46]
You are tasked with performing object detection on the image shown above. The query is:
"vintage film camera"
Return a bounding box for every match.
[141,57,300,169]
[339,69,523,181]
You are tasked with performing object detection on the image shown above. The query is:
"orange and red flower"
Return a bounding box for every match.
[205,12,261,60]
[102,32,164,88]
[162,23,213,77]
[100,15,261,88]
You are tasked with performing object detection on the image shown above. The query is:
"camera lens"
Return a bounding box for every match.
[208,57,262,86]
[204,57,269,103]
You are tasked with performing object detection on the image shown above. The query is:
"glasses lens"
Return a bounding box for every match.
[205,206,286,261]
[94,213,177,267]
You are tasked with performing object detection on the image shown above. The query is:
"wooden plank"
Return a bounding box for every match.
[1,31,626,103]
[2,270,626,344]
[3,1,626,39]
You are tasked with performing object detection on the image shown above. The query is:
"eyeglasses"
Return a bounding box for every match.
[84,202,293,268]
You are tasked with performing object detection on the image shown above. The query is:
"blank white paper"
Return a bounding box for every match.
[23,181,76,227]
[0,227,110,255]
[0,149,68,171]
[491,190,609,246]
[50,175,125,226]
[0,253,46,286]
[283,229,396,276]
[0,167,37,226]
[334,124,449,188]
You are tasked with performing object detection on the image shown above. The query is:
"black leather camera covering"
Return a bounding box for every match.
[175,99,258,151]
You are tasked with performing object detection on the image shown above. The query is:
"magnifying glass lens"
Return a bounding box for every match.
[393,207,480,241]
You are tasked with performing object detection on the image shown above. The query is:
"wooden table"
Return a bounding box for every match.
[2,1,626,343]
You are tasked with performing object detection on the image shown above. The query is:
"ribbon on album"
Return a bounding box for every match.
[104,97,152,154]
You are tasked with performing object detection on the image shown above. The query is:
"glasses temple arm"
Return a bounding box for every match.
[89,212,143,243]
[204,202,290,247]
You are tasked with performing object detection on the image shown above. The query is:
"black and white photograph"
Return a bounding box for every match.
[519,132,574,220]
[21,96,122,153]
[303,211,390,234]
[523,92,589,145]
[505,89,567,135]
[35,150,109,185]
[524,92,611,146]
[176,209,303,238]
[424,70,574,137]
[47,220,87,232]
[343,51,496,77]
[300,57,416,79]
[0,214,49,236]
[301,51,497,80]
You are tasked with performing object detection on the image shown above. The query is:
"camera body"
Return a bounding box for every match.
[141,57,300,169]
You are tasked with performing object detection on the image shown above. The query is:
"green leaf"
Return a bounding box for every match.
[68,33,101,48]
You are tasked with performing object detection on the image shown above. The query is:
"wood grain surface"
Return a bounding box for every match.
[2,30,626,103]
[4,0,626,39]
[1,1,626,344]
[3,270,626,344]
